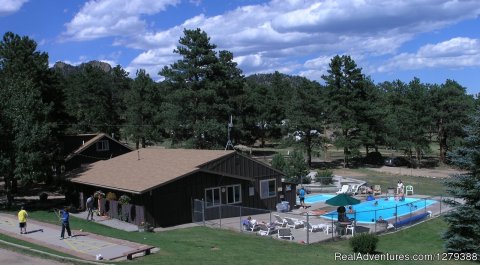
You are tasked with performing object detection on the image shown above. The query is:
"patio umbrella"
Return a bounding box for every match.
[325,193,361,206]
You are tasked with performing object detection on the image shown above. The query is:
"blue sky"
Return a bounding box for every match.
[1,0,479,94]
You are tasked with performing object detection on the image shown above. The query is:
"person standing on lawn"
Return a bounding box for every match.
[86,194,94,221]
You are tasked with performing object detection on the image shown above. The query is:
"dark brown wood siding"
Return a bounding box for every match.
[71,152,287,228]
[66,136,132,170]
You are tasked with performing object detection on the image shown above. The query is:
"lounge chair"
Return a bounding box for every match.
[303,221,327,232]
[284,217,304,229]
[243,219,259,232]
[350,184,359,195]
[273,214,288,227]
[277,228,294,240]
[373,185,382,196]
[336,184,350,194]
[257,223,277,236]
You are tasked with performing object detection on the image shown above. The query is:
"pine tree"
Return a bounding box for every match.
[430,80,475,163]
[160,28,245,148]
[322,55,366,166]
[443,110,480,254]
[124,69,163,149]
[0,32,58,205]
[286,78,325,166]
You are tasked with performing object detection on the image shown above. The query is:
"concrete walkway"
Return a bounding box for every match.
[71,211,139,232]
[0,213,155,261]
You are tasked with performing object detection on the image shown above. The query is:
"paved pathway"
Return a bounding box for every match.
[0,213,154,261]
[71,211,139,232]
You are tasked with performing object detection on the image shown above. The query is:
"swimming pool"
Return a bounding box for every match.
[320,197,437,224]
[297,194,335,204]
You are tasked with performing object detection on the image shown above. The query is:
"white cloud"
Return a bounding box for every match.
[271,0,480,34]
[126,0,480,79]
[0,0,28,16]
[57,0,478,80]
[378,37,480,72]
[62,0,179,41]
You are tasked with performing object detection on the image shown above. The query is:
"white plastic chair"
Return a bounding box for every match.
[346,221,356,235]
[405,185,414,195]
[324,224,336,234]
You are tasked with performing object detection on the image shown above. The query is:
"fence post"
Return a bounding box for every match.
[219,203,222,228]
[424,198,427,214]
[306,213,310,245]
[440,195,442,215]
[202,199,205,226]
[331,216,334,240]
[395,205,398,227]
[239,206,242,232]
[353,211,356,236]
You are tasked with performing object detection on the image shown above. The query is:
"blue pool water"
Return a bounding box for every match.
[320,197,437,223]
[298,194,335,204]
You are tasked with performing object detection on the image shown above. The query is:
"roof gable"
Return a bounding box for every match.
[200,152,284,179]
[65,133,133,161]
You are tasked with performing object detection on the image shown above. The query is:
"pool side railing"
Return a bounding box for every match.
[192,195,459,245]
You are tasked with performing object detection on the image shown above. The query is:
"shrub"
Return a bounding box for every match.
[106,192,117,201]
[349,233,379,254]
[271,153,287,172]
[39,192,49,202]
[139,221,154,232]
[364,151,384,165]
[94,190,105,199]
[316,170,333,185]
[118,194,131,205]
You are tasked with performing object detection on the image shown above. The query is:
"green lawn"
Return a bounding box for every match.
[337,168,448,196]
[0,210,475,265]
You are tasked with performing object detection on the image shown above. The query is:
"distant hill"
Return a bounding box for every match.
[53,60,112,77]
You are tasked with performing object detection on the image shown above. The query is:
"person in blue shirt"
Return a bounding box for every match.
[59,207,72,239]
[298,187,306,209]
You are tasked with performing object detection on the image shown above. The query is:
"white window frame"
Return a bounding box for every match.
[96,140,110,151]
[260,179,276,199]
[226,184,242,204]
[205,187,221,208]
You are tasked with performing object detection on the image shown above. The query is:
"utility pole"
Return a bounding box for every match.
[225,115,234,150]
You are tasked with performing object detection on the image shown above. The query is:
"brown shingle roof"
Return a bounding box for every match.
[69,148,235,194]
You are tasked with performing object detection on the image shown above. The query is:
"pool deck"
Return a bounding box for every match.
[205,194,452,244]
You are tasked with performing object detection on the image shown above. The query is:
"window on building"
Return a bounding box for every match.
[260,179,276,199]
[96,140,110,151]
[226,185,241,204]
[205,187,221,208]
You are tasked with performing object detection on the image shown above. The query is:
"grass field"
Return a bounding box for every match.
[336,168,448,196]
[0,210,475,265]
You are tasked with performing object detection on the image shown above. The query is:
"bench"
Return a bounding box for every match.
[124,246,155,260]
